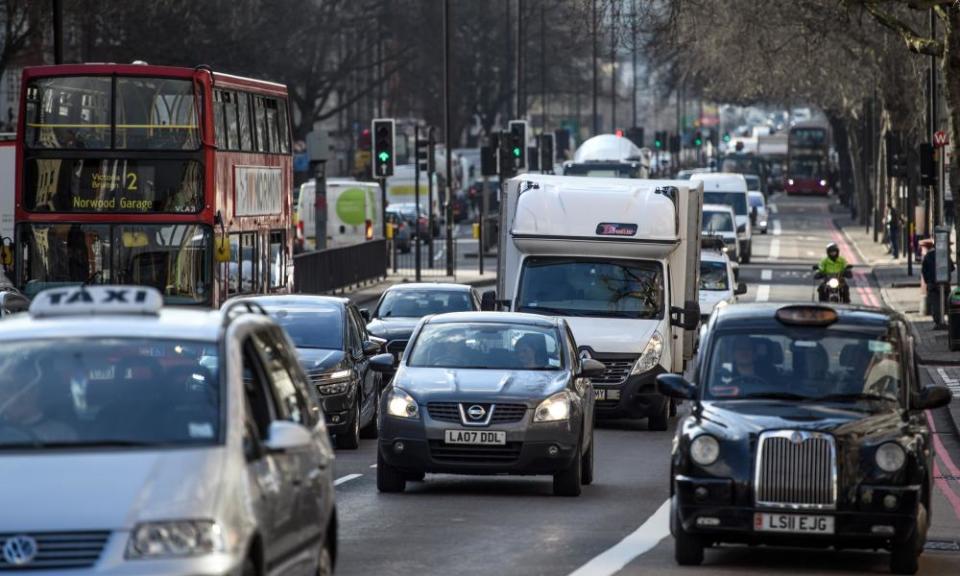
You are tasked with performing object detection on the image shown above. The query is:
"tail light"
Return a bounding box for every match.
[297,220,304,239]
[365,219,374,240]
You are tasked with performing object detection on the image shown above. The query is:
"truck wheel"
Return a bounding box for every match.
[648,398,670,431]
[376,450,407,493]
[553,444,582,496]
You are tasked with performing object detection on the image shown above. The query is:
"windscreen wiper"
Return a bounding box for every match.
[519,306,583,317]
[813,392,895,403]
[736,392,810,401]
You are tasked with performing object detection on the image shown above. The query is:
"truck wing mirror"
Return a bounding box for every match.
[670,301,701,330]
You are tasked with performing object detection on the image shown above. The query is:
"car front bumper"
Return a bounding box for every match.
[673,475,922,547]
[594,365,668,420]
[379,411,582,475]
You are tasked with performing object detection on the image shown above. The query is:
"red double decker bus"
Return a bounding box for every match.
[15,63,293,306]
[784,124,830,196]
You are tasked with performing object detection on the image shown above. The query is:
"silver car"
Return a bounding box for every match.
[371,312,604,496]
[0,286,336,575]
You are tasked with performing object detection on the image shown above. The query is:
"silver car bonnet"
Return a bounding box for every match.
[0,447,227,532]
[395,367,570,404]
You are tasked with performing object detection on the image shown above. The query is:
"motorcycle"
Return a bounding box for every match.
[812,264,853,304]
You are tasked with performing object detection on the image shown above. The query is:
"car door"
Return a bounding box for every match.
[348,305,378,421]
[240,333,301,574]
[258,327,330,574]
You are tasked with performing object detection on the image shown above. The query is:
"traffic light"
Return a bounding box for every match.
[416,129,430,173]
[669,133,680,153]
[654,130,664,150]
[625,126,644,148]
[920,142,936,187]
[498,130,516,177]
[722,132,731,143]
[372,118,395,178]
[539,133,555,174]
[508,120,528,170]
[693,130,703,148]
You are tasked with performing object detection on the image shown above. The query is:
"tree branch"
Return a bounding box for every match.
[853,0,943,56]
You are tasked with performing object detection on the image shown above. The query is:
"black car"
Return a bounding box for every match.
[366,283,480,366]
[234,295,384,449]
[657,304,952,574]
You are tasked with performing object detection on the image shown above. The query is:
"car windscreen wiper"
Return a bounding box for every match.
[736,392,810,401]
[518,306,584,317]
[812,392,896,403]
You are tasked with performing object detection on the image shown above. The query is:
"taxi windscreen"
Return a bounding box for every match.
[704,330,901,404]
[0,338,220,448]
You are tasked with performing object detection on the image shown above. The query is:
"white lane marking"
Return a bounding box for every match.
[567,499,671,576]
[761,269,772,281]
[936,368,960,398]
[769,204,778,214]
[769,239,780,260]
[772,219,782,235]
[370,464,378,468]
[756,285,771,302]
[334,474,363,486]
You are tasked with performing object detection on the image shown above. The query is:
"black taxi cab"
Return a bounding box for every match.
[656,304,952,575]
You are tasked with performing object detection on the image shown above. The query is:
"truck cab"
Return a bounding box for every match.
[491,175,702,430]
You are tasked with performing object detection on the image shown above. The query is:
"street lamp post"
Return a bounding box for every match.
[443,0,454,276]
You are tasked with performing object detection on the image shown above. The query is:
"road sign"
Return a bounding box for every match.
[934,130,948,148]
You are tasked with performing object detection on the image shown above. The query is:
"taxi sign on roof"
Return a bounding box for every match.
[29,285,163,318]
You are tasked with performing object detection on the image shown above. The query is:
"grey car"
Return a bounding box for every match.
[370,312,605,496]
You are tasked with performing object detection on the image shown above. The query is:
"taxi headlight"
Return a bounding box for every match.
[126,520,225,559]
[875,442,906,473]
[690,435,720,466]
[386,388,419,419]
[631,332,663,375]
[534,392,571,422]
[827,277,840,289]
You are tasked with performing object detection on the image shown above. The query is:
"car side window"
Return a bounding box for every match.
[564,325,580,374]
[271,326,319,427]
[346,308,363,354]
[253,330,308,426]
[242,338,276,441]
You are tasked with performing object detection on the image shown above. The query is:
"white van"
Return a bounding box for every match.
[492,174,702,430]
[691,172,752,263]
[701,203,740,262]
[296,179,383,251]
[385,164,439,215]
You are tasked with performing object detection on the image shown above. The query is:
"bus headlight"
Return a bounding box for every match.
[819,179,827,187]
[631,332,663,375]
[788,179,795,186]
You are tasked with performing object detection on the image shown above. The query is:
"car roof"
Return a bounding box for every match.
[700,250,729,263]
[712,303,895,330]
[232,294,348,309]
[0,307,224,343]
[703,203,735,213]
[425,311,559,327]
[384,283,473,293]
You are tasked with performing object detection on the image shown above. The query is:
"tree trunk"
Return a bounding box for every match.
[848,124,866,223]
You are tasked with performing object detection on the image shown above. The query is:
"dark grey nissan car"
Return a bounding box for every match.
[369,312,605,496]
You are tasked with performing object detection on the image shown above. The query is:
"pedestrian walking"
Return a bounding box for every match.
[887,207,901,259]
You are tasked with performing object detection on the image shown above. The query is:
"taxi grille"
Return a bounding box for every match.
[0,531,110,570]
[590,358,635,386]
[428,440,522,463]
[755,431,837,509]
[426,403,527,424]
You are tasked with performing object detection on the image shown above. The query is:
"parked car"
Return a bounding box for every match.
[366,283,481,366]
[371,312,605,496]
[657,303,953,574]
[0,285,337,575]
[748,190,769,234]
[228,295,384,450]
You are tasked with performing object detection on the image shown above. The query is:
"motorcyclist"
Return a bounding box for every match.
[816,243,850,303]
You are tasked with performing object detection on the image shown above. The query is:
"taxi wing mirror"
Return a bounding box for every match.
[656,373,696,400]
[369,353,396,372]
[215,237,232,263]
[263,420,313,453]
[916,385,952,411]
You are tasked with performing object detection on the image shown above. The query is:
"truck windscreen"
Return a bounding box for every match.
[515,257,663,319]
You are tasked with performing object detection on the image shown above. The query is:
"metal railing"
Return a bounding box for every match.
[293,239,387,294]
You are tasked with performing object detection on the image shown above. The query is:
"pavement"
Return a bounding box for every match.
[832,210,960,438]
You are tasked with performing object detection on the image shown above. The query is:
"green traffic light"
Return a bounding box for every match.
[378,151,390,163]
[512,147,521,157]
[722,133,731,143]
[654,140,663,149]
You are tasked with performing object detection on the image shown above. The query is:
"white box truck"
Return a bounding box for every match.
[296,179,383,251]
[489,174,702,430]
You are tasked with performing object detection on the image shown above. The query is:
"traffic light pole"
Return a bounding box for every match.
[443,0,455,277]
[414,128,422,282]
[427,127,436,268]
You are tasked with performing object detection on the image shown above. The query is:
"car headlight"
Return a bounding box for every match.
[788,178,795,185]
[318,381,350,395]
[875,442,906,473]
[631,331,663,375]
[819,179,827,186]
[386,388,419,419]
[690,435,720,466]
[316,369,352,395]
[827,277,840,289]
[534,392,571,422]
[126,520,225,559]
